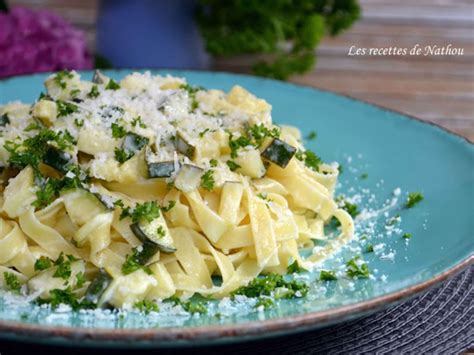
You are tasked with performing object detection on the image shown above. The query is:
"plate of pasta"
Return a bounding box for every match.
[0,70,472,347]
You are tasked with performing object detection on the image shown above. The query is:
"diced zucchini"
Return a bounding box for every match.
[0,114,10,127]
[42,145,72,173]
[131,215,176,254]
[92,70,109,84]
[261,138,296,168]
[174,164,203,192]
[175,131,195,159]
[32,100,58,126]
[147,161,179,178]
[84,268,113,305]
[62,188,109,225]
[122,132,149,158]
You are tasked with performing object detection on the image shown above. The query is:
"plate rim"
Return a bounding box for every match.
[0,70,473,345]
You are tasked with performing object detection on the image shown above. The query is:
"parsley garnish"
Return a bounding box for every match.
[114,147,130,163]
[76,272,86,288]
[87,84,100,98]
[255,297,274,309]
[346,257,370,279]
[36,287,95,310]
[295,149,322,172]
[131,116,147,128]
[336,196,359,218]
[287,261,306,274]
[231,273,308,299]
[360,173,368,179]
[134,300,159,314]
[53,253,73,280]
[319,270,337,281]
[111,122,127,138]
[74,118,84,127]
[56,100,79,117]
[403,233,412,239]
[200,170,215,191]
[226,160,241,171]
[199,128,210,138]
[120,201,161,223]
[69,89,80,97]
[156,226,166,238]
[165,296,207,314]
[122,247,153,275]
[228,134,251,158]
[3,272,21,292]
[161,200,176,212]
[209,158,218,167]
[306,131,317,140]
[34,256,53,271]
[105,79,120,90]
[366,244,374,253]
[248,123,280,147]
[405,192,424,208]
[53,70,73,89]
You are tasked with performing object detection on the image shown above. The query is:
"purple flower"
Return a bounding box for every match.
[0,7,93,78]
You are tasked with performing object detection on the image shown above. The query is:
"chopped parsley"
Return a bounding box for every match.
[69,88,80,98]
[161,200,176,212]
[403,233,412,239]
[248,123,280,147]
[134,300,159,314]
[56,100,79,117]
[74,118,84,127]
[200,170,215,191]
[122,247,153,275]
[231,273,308,299]
[209,158,218,167]
[366,244,374,253]
[111,122,127,138]
[53,70,73,89]
[319,270,337,281]
[287,261,306,274]
[255,297,274,309]
[199,128,211,138]
[114,147,131,163]
[165,296,207,314]
[131,116,146,129]
[75,272,86,288]
[360,173,368,179]
[105,79,120,90]
[336,196,359,218]
[156,226,166,238]
[180,84,203,113]
[346,257,370,279]
[226,160,241,171]
[120,201,161,223]
[34,256,53,271]
[3,272,21,292]
[36,287,95,310]
[228,134,252,158]
[306,131,317,140]
[87,84,100,98]
[405,192,424,208]
[52,253,73,280]
[295,149,322,172]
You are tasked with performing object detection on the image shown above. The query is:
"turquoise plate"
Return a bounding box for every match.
[0,70,472,347]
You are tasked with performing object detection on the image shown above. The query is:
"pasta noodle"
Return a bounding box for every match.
[0,71,354,308]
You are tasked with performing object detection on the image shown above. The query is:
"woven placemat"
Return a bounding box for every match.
[0,265,472,354]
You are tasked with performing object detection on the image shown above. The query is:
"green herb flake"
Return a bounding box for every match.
[53,70,73,89]
[134,300,159,314]
[360,173,368,179]
[74,118,84,127]
[209,158,218,167]
[346,256,370,279]
[120,201,161,223]
[287,261,306,274]
[34,256,53,271]
[406,192,424,208]
[56,100,79,117]
[161,200,176,212]
[121,247,153,275]
[3,272,21,292]
[36,287,95,311]
[111,122,127,138]
[306,131,317,140]
[131,116,147,129]
[366,244,374,253]
[200,170,215,191]
[319,270,337,281]
[231,273,308,300]
[75,272,86,288]
[87,84,100,98]
[105,79,121,90]
[403,233,412,240]
[229,134,252,158]
[255,297,274,309]
[295,149,322,172]
[248,123,280,147]
[165,296,207,314]
[114,147,131,163]
[226,160,241,171]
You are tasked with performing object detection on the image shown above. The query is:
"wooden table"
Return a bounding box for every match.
[10,0,474,141]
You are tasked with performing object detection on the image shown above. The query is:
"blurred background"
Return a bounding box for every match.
[2,0,474,141]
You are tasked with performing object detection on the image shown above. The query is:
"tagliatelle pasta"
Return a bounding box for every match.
[0,71,353,308]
